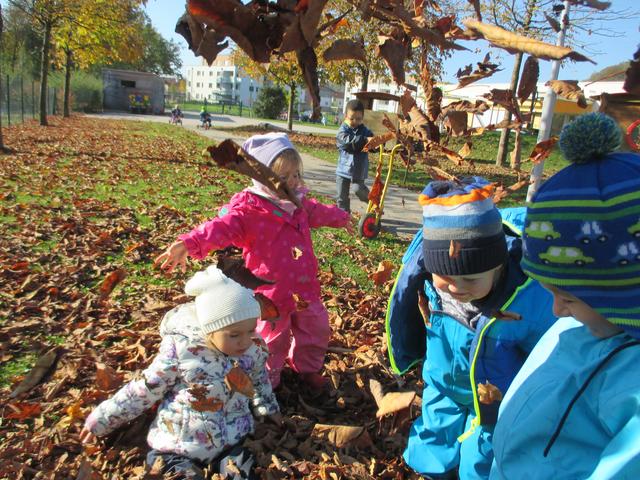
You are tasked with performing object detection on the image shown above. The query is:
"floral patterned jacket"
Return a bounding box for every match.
[84,303,279,462]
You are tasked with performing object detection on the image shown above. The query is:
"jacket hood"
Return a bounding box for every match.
[159,302,204,342]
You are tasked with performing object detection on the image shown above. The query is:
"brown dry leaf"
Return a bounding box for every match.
[255,293,280,320]
[417,291,431,326]
[442,99,490,114]
[463,19,594,63]
[492,178,530,204]
[216,249,274,290]
[369,379,384,408]
[444,111,468,137]
[10,347,58,398]
[546,80,587,108]
[517,56,539,103]
[624,46,640,95]
[377,35,407,86]
[527,136,559,164]
[5,401,42,420]
[376,391,416,417]
[458,142,473,158]
[369,261,394,286]
[543,12,561,33]
[483,89,522,119]
[312,424,372,448]
[189,384,224,412]
[225,366,255,398]
[363,132,395,152]
[95,363,124,391]
[449,240,462,259]
[322,39,367,63]
[205,139,301,207]
[297,47,322,121]
[456,53,501,88]
[477,381,503,405]
[98,268,127,301]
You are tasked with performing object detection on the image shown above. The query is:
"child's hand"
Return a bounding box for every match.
[79,426,97,444]
[154,241,188,274]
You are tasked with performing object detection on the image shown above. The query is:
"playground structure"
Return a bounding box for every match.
[128,93,152,114]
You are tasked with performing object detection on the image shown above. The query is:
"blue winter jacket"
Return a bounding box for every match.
[386,207,557,427]
[335,122,373,181]
[491,317,640,479]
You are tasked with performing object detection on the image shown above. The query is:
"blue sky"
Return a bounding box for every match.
[145,0,639,83]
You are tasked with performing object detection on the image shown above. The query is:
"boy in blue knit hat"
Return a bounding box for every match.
[491,113,640,479]
[386,177,556,479]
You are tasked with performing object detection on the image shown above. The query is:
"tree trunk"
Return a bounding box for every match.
[63,48,72,117]
[495,51,524,167]
[287,84,295,131]
[510,129,523,170]
[495,0,537,166]
[39,18,52,126]
[359,66,369,92]
[0,5,5,151]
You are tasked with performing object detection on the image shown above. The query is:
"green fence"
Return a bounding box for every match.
[0,74,61,125]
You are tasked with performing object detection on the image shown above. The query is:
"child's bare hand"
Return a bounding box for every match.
[154,241,188,274]
[79,426,97,444]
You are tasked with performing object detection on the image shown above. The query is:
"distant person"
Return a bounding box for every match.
[335,99,374,213]
[155,133,352,390]
[321,114,327,126]
[170,104,183,124]
[80,266,280,480]
[200,106,212,129]
[491,113,640,479]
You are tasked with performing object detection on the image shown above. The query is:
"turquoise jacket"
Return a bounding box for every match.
[491,317,640,479]
[386,208,557,476]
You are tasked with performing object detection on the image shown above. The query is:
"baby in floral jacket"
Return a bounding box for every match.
[80,266,280,480]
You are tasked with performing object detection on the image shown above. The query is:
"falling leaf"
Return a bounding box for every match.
[527,136,559,164]
[10,347,58,398]
[477,381,503,404]
[216,249,274,290]
[322,39,367,63]
[369,261,394,286]
[463,19,594,63]
[449,240,462,259]
[189,384,224,412]
[444,111,468,137]
[517,56,540,103]
[312,424,373,448]
[98,268,127,301]
[376,391,417,417]
[225,366,255,398]
[543,12,561,33]
[456,53,501,88]
[546,80,587,108]
[377,35,408,86]
[255,293,279,320]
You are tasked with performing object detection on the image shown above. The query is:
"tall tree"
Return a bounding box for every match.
[0,4,6,152]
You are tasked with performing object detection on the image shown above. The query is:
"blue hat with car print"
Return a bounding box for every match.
[522,112,640,339]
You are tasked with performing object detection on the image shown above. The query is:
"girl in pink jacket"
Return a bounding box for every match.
[156,133,352,389]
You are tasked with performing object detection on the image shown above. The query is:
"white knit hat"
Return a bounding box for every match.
[184,265,261,334]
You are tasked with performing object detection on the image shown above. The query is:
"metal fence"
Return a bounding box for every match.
[0,74,61,125]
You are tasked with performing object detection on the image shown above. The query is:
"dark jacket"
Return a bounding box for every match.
[336,122,373,181]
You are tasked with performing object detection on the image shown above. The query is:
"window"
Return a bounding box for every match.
[249,86,254,92]
[209,71,213,76]
[120,80,135,88]
[209,83,213,88]
[196,82,200,88]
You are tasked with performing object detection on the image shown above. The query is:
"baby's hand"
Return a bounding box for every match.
[79,426,97,444]
[154,241,188,274]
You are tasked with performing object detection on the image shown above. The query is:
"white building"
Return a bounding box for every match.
[184,54,265,106]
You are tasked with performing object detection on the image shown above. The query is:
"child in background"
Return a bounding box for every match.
[386,177,557,479]
[335,99,374,212]
[80,266,280,480]
[491,113,640,479]
[155,133,351,389]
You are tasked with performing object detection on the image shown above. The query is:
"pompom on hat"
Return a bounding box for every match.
[522,112,640,339]
[184,265,261,335]
[419,176,507,275]
[242,132,295,168]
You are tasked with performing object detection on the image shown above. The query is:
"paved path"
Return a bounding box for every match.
[92,112,423,239]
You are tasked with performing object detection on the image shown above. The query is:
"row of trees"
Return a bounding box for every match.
[0,0,181,138]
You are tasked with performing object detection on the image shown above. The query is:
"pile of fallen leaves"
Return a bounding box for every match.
[0,116,422,479]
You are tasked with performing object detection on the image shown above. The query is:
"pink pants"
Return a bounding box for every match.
[256,298,330,388]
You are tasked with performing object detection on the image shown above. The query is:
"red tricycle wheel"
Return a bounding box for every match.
[626,120,640,152]
[358,213,381,239]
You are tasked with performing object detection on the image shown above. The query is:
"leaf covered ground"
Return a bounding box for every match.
[0,116,423,479]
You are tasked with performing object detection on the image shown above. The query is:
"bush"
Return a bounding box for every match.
[253,86,286,119]
[50,70,103,113]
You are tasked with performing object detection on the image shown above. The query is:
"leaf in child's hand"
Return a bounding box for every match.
[189,384,224,412]
[225,366,255,398]
[449,240,462,259]
[477,381,503,404]
[369,261,394,286]
[98,268,127,301]
[493,309,522,321]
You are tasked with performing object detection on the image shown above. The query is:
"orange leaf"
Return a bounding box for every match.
[528,136,558,164]
[369,261,395,286]
[449,240,462,259]
[95,363,123,391]
[98,268,127,301]
[477,381,503,405]
[225,366,255,398]
[6,402,42,420]
[189,384,224,412]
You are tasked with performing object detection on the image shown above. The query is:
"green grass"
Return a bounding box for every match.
[0,353,36,388]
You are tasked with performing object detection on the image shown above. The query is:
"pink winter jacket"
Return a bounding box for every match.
[179,189,350,319]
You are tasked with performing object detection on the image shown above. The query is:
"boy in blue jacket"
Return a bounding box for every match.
[491,113,640,479]
[386,177,557,479]
[335,99,373,212]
